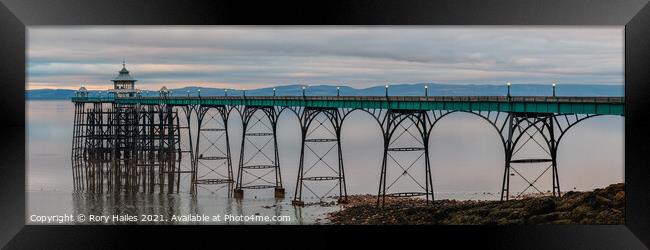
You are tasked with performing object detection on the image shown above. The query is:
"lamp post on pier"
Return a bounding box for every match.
[552,80,557,97]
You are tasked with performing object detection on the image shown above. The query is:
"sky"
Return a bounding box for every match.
[27,26,623,90]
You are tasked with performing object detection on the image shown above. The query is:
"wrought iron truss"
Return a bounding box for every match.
[292,107,348,206]
[349,108,606,206]
[426,110,602,201]
[193,105,235,196]
[370,109,435,207]
[499,112,601,200]
[233,105,285,198]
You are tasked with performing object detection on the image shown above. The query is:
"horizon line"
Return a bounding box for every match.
[26,82,625,91]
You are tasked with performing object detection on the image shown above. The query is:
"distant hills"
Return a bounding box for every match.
[26,83,624,100]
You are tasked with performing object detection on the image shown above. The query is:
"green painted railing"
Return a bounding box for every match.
[71,96,625,115]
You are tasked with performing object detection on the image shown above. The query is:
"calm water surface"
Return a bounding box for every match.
[27,100,624,224]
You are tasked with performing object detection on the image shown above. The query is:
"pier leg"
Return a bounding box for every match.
[193,105,234,195]
[292,108,347,206]
[377,109,433,207]
[500,113,561,201]
[235,106,284,198]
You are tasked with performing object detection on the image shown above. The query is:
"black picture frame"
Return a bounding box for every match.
[1,0,649,248]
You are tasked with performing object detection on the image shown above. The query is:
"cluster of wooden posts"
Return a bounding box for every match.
[71,103,184,194]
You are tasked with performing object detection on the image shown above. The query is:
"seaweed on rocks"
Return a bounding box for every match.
[327,183,624,225]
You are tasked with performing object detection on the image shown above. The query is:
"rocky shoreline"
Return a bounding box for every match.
[327,183,624,225]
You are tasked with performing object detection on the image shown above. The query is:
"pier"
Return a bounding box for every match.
[72,94,624,205]
[70,65,625,207]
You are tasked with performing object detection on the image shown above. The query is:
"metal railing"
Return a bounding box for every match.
[72,95,624,104]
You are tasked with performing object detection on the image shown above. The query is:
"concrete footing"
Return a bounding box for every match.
[234,189,244,199]
[291,200,305,206]
[274,187,285,198]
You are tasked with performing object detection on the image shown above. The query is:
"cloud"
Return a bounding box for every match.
[27,26,623,90]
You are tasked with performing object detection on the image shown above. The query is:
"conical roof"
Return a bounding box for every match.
[112,62,137,82]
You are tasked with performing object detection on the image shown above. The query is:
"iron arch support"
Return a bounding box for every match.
[339,108,388,137]
[427,110,511,153]
[554,114,603,149]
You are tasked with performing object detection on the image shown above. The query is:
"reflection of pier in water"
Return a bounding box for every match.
[70,65,625,207]
[71,192,184,224]
[71,192,314,224]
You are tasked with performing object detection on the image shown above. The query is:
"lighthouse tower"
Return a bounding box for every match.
[109,61,139,97]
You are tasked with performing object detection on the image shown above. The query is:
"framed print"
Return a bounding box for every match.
[1,0,649,248]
